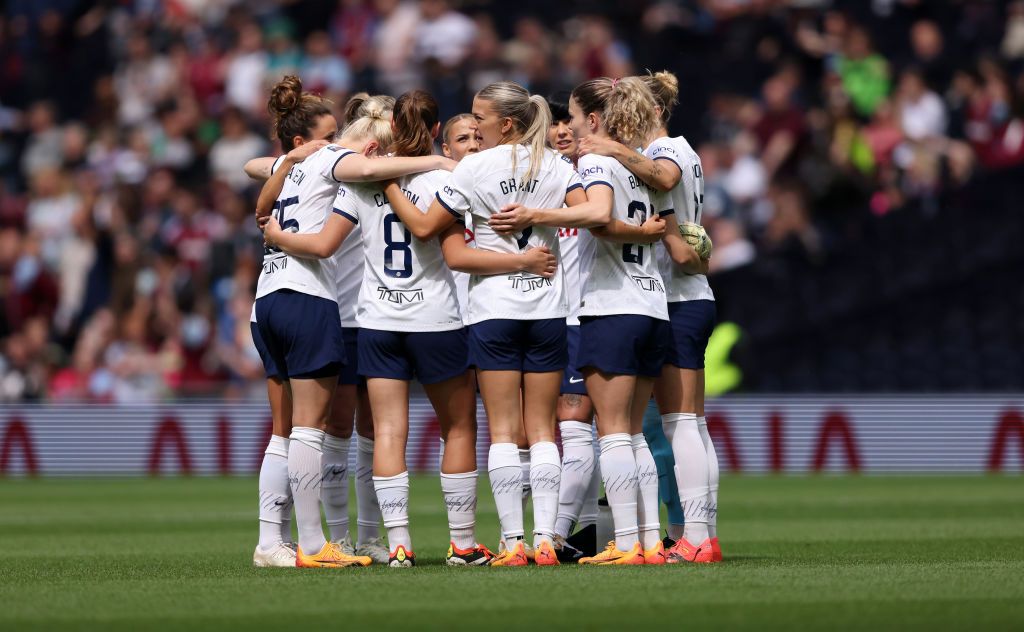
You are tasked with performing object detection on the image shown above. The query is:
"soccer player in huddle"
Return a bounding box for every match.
[547,93,600,561]
[488,77,673,564]
[250,77,452,567]
[579,70,720,563]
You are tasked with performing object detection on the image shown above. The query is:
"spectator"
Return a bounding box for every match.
[300,30,353,101]
[225,21,268,116]
[208,107,267,191]
[896,68,947,142]
[834,25,890,118]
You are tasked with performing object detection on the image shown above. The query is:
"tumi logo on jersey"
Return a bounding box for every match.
[507,273,552,292]
[631,275,664,293]
[580,165,604,179]
[262,256,288,274]
[377,286,424,304]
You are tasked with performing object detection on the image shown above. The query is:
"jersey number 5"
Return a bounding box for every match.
[622,200,647,265]
[265,196,300,254]
[383,213,413,278]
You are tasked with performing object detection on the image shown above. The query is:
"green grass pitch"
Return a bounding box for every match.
[1,475,1022,631]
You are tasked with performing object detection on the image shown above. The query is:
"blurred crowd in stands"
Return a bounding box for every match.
[0,0,1021,401]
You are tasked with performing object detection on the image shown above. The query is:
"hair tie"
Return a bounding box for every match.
[611,78,619,88]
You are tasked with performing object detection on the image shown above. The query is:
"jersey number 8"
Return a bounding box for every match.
[383,213,413,278]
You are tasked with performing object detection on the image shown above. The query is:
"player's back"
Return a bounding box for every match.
[438,144,580,324]
[257,145,353,302]
[342,169,461,331]
[646,135,714,303]
[577,153,668,320]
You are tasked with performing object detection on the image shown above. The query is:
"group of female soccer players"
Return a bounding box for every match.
[245,70,720,568]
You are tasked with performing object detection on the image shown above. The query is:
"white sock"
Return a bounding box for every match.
[631,433,661,550]
[321,433,351,542]
[556,421,595,538]
[519,447,531,517]
[441,470,478,549]
[355,434,382,545]
[529,441,561,546]
[698,416,719,538]
[579,450,601,529]
[373,471,411,552]
[488,442,524,548]
[599,433,638,551]
[288,427,326,555]
[663,413,709,544]
[667,523,684,541]
[258,435,292,549]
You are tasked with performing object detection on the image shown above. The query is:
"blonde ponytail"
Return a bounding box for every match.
[476,81,551,182]
[339,94,396,149]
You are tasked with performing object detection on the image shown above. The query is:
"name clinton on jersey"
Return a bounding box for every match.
[373,187,420,208]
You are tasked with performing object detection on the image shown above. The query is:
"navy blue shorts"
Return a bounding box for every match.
[665,300,716,370]
[560,324,587,395]
[338,327,362,385]
[254,290,345,379]
[469,318,567,372]
[358,328,469,385]
[250,321,278,379]
[577,315,669,378]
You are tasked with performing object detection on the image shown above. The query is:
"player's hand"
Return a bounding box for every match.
[490,203,534,234]
[577,135,620,158]
[261,217,282,247]
[641,214,667,240]
[284,140,329,164]
[519,246,557,278]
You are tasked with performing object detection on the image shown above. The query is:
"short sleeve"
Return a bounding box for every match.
[319,145,355,183]
[648,140,682,171]
[270,155,286,175]
[578,155,613,192]
[332,185,359,224]
[435,167,471,219]
[564,165,583,195]
[651,190,674,217]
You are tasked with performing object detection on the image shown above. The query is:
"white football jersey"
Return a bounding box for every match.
[452,214,475,325]
[332,222,362,327]
[436,144,582,325]
[577,154,669,320]
[336,169,462,332]
[646,136,715,303]
[558,226,582,326]
[256,145,353,303]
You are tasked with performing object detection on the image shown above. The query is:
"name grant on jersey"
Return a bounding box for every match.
[499,178,540,195]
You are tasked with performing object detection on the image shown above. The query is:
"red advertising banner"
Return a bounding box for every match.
[1,396,1021,475]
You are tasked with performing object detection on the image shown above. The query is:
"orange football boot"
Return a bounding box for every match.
[666,537,713,564]
[578,541,645,566]
[534,540,560,566]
